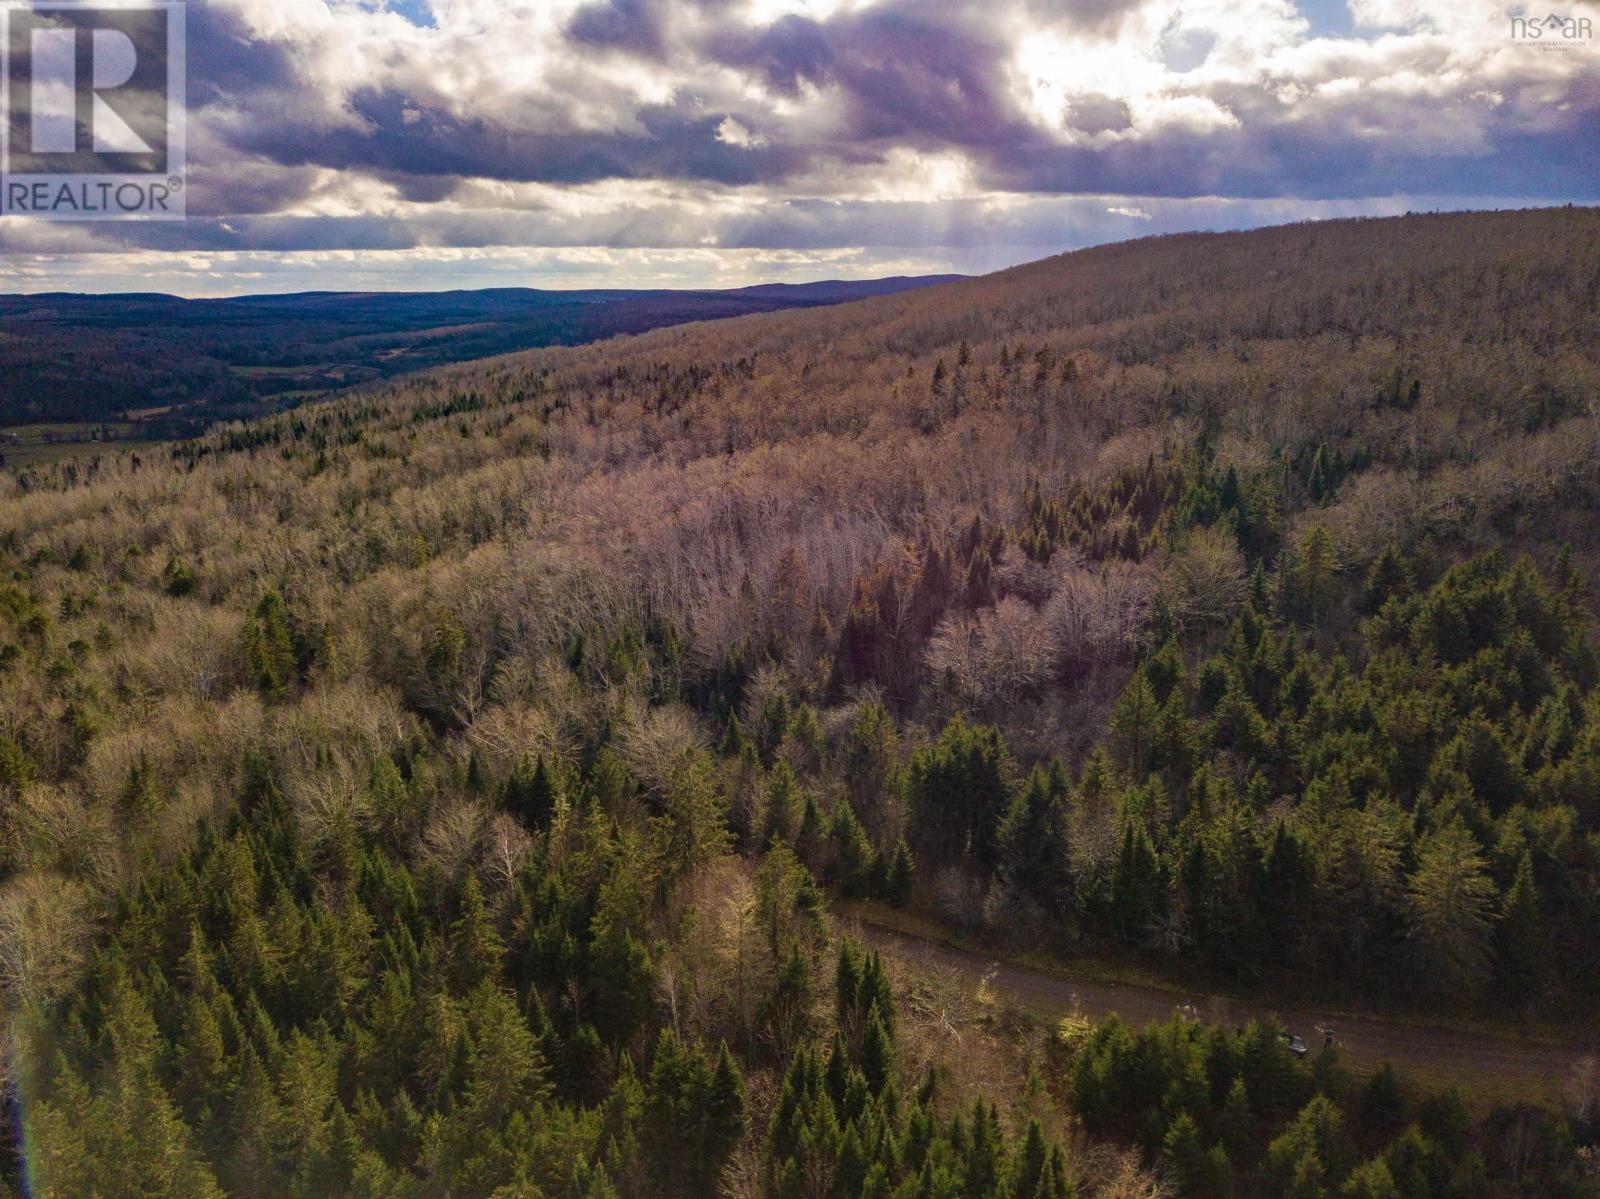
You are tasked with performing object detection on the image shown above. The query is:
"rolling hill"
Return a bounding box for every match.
[1,208,1597,1199]
[0,274,963,435]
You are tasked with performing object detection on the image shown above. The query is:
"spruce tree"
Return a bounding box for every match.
[244,590,298,698]
[1163,1112,1217,1199]
[1110,822,1160,945]
[836,941,864,1029]
[997,767,1071,908]
[1407,822,1497,998]
[1359,1063,1406,1136]
[1109,674,1159,776]
[861,1005,896,1095]
[706,1042,749,1168]
[885,838,916,907]
[764,944,814,1053]
[448,870,505,995]
[503,754,558,828]
[1220,1077,1251,1156]
[1012,1120,1056,1199]
[1361,545,1413,614]
[1493,851,1544,1005]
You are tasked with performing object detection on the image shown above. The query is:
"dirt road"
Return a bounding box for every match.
[853,919,1596,1108]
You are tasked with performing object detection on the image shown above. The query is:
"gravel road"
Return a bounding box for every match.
[854,920,1595,1108]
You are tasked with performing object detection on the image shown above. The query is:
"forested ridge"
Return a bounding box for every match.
[1,207,1598,1196]
[0,276,959,432]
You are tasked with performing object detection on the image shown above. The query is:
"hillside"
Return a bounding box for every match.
[1,208,1598,1198]
[0,274,962,436]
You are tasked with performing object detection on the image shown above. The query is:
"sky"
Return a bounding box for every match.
[0,0,1595,295]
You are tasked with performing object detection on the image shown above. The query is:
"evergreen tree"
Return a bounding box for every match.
[1109,674,1160,777]
[828,799,875,894]
[1220,1077,1251,1157]
[175,990,229,1121]
[163,555,197,597]
[1163,1112,1229,1199]
[1358,1064,1406,1137]
[1407,822,1497,999]
[243,590,298,698]
[1341,1159,1401,1199]
[503,754,558,828]
[755,839,824,960]
[650,753,733,884]
[81,982,226,1199]
[861,1005,896,1095]
[706,1042,749,1168]
[963,1100,1005,1199]
[449,870,505,994]
[1110,822,1161,945]
[1258,821,1308,964]
[763,943,814,1056]
[907,716,1011,870]
[719,709,752,758]
[1361,546,1412,614]
[1264,1096,1353,1199]
[1493,851,1544,1004]
[764,759,804,843]
[885,838,916,907]
[997,765,1071,909]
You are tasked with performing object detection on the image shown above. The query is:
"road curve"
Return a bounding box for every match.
[851,919,1596,1108]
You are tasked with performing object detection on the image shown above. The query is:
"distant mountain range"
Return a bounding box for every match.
[0,275,963,436]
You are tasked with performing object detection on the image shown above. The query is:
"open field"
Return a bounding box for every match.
[0,422,144,468]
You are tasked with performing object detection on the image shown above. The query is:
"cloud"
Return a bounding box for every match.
[566,0,669,56]
[0,0,1594,291]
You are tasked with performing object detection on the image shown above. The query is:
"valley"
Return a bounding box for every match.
[0,274,961,451]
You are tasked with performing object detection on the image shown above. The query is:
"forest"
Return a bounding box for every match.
[0,207,1597,1196]
[0,275,957,433]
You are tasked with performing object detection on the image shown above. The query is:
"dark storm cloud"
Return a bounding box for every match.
[566,0,670,56]
[220,87,812,187]
[984,127,1600,203]
[566,0,746,56]
[703,2,1037,149]
[1062,95,1133,136]
[182,160,324,217]
[185,2,299,105]
[175,0,1049,203]
[988,69,1600,203]
[378,171,467,205]
[1018,0,1145,35]
[707,13,833,95]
